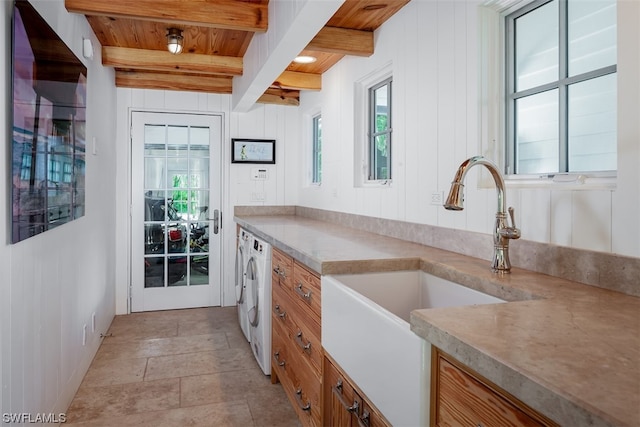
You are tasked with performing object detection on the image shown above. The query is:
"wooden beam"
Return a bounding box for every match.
[307,26,374,57]
[272,71,321,91]
[258,88,300,106]
[115,70,233,93]
[65,0,268,32]
[103,46,243,76]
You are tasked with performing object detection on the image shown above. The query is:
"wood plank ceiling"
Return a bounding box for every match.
[65,0,410,106]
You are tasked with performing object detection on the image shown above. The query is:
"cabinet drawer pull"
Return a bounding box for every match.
[273,266,286,278]
[295,330,312,352]
[273,351,285,367]
[295,283,312,301]
[295,388,311,411]
[358,409,371,427]
[273,304,286,319]
[332,379,359,413]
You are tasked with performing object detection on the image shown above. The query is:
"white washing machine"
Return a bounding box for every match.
[235,228,253,342]
[246,235,272,375]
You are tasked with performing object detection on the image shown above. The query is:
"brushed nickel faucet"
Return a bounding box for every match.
[444,155,520,273]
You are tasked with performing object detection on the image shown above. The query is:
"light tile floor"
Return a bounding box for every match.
[65,307,300,426]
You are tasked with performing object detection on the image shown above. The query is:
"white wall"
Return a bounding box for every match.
[1,0,117,420]
[114,90,300,313]
[298,0,640,258]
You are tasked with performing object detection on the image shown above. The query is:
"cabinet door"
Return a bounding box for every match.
[433,350,558,427]
[324,357,362,427]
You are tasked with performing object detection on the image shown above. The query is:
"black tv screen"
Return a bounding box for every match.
[11,0,87,243]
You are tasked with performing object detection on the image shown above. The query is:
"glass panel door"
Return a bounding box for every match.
[131,112,222,311]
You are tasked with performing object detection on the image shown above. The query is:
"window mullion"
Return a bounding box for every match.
[558,0,568,172]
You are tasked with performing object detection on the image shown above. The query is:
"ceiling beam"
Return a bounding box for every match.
[233,0,345,112]
[307,26,374,57]
[115,71,233,93]
[258,88,300,106]
[65,0,268,32]
[273,71,321,91]
[103,46,243,76]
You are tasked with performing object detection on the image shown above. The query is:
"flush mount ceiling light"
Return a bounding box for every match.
[293,55,317,64]
[166,28,184,54]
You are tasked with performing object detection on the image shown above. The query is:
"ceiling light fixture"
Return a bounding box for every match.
[293,55,317,64]
[166,28,184,54]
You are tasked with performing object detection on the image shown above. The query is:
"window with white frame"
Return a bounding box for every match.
[368,77,392,181]
[505,0,617,176]
[312,114,322,184]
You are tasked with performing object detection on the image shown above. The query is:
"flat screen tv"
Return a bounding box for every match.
[11,0,87,243]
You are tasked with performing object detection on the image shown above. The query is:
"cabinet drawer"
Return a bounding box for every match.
[433,350,557,427]
[323,355,391,427]
[272,321,322,427]
[272,247,294,289]
[291,262,322,320]
[272,284,322,373]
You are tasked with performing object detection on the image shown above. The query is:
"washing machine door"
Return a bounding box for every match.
[235,244,245,303]
[246,256,259,327]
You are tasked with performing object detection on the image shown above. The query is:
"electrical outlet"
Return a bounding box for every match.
[251,192,265,202]
[430,191,444,206]
[82,324,87,346]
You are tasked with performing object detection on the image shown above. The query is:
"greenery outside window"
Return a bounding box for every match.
[505,0,617,176]
[368,77,392,181]
[312,114,322,184]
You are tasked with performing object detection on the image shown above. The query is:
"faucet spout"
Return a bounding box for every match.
[443,156,520,273]
[444,155,506,214]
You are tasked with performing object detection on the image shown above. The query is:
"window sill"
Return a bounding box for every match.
[505,174,616,191]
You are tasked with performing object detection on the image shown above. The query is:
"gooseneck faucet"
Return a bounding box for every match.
[444,156,521,273]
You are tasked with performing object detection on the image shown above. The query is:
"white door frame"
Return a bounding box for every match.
[128,109,224,312]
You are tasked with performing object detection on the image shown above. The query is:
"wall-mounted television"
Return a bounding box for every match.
[11,0,87,243]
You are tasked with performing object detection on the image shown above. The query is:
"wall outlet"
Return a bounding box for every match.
[430,191,444,206]
[251,192,265,202]
[82,324,87,346]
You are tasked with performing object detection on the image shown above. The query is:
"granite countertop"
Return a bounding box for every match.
[235,214,640,427]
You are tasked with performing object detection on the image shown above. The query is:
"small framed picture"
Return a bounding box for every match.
[231,138,276,164]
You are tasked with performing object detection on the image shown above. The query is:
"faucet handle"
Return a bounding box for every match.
[508,207,517,228]
[501,207,521,240]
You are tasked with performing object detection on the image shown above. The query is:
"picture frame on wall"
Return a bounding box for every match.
[231,138,276,164]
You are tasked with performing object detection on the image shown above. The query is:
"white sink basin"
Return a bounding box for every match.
[322,270,505,427]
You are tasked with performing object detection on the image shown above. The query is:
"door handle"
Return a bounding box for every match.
[211,209,220,234]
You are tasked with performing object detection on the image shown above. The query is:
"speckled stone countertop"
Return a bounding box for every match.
[235,214,640,427]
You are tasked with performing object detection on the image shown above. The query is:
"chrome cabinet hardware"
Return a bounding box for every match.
[358,409,371,427]
[273,304,286,319]
[332,379,359,413]
[273,351,285,367]
[295,330,312,352]
[295,388,311,411]
[295,283,312,301]
[272,266,286,278]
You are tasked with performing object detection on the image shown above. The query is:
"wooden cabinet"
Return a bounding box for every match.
[271,247,322,427]
[323,355,391,427]
[431,348,559,427]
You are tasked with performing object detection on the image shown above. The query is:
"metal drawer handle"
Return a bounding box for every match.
[295,331,312,352]
[358,409,371,427]
[295,388,311,411]
[273,351,285,367]
[273,266,287,278]
[332,379,359,413]
[295,283,312,301]
[273,304,286,319]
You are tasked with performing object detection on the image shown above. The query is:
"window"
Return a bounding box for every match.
[505,0,617,176]
[368,77,392,181]
[312,114,322,184]
[48,159,61,182]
